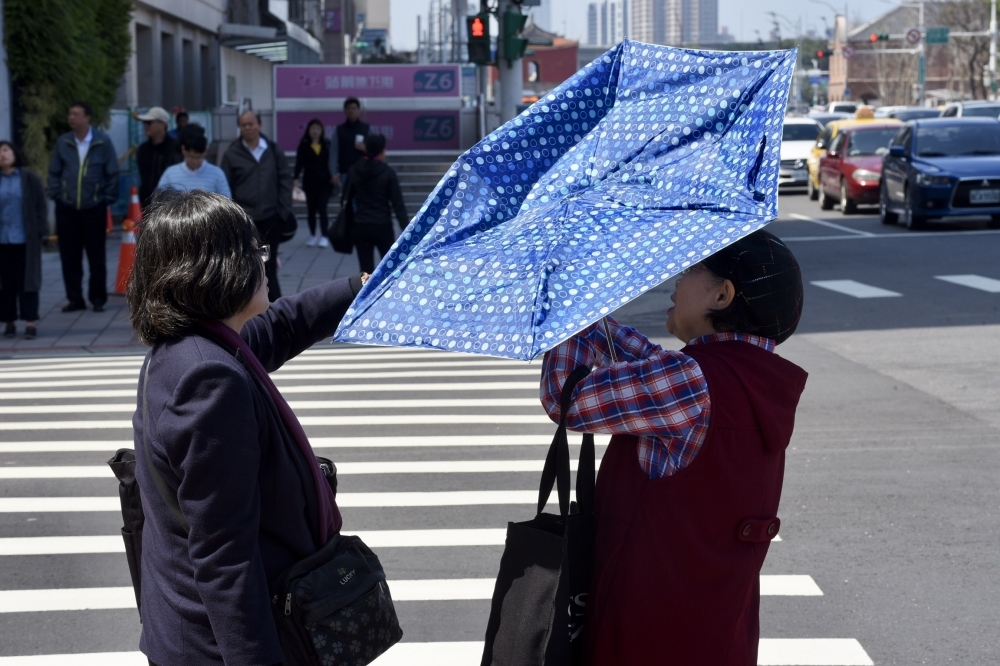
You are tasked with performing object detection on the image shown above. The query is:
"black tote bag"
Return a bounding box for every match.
[481,365,595,666]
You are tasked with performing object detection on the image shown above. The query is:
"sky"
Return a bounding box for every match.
[388,0,887,52]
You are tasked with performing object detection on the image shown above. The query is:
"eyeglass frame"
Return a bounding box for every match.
[256,244,271,263]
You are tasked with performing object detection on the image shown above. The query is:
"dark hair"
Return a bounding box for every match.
[69,101,93,117]
[364,133,386,158]
[344,97,361,110]
[0,140,26,168]
[299,118,326,146]
[705,282,757,336]
[176,111,189,122]
[179,124,207,152]
[126,191,264,346]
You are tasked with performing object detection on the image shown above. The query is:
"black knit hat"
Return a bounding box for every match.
[700,229,803,344]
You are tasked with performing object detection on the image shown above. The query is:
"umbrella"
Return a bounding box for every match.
[335,40,797,360]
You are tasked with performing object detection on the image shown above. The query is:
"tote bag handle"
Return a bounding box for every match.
[537,365,594,517]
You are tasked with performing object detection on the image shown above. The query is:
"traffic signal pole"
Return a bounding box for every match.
[498,0,524,124]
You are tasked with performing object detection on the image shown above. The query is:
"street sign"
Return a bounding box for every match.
[926,27,950,44]
[905,28,922,45]
[842,45,855,60]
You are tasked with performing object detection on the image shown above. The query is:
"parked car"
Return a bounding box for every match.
[807,117,902,200]
[807,111,851,127]
[883,107,944,121]
[939,101,1000,118]
[880,117,1000,229]
[779,118,822,191]
[819,123,902,214]
[828,101,859,115]
[874,105,907,118]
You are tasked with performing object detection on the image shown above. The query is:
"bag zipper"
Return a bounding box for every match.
[285,592,292,616]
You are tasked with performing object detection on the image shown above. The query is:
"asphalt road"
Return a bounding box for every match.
[0,191,997,664]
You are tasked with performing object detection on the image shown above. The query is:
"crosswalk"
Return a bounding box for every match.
[811,273,1000,298]
[0,346,873,665]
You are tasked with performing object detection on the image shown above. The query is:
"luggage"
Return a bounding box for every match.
[481,365,595,666]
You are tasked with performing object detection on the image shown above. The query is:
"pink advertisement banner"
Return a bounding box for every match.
[275,65,462,99]
[275,110,460,153]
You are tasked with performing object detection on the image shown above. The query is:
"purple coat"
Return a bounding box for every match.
[134,277,360,666]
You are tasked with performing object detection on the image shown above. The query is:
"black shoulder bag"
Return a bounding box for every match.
[481,365,596,666]
[109,371,402,666]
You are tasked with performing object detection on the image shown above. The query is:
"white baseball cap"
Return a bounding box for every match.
[137,107,170,124]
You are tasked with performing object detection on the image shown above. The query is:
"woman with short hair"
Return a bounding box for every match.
[0,141,47,340]
[293,118,335,248]
[126,190,367,666]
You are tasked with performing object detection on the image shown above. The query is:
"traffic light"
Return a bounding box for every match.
[467,13,491,64]
[868,32,889,42]
[501,8,528,66]
[816,49,826,58]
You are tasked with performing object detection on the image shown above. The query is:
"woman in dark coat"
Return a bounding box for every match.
[293,119,335,248]
[126,191,368,666]
[0,141,47,340]
[345,134,408,274]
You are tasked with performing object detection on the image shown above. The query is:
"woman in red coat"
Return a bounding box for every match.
[541,230,808,665]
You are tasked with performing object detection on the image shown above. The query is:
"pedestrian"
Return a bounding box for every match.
[333,97,369,194]
[540,230,808,666]
[344,134,407,274]
[157,126,231,197]
[46,101,119,313]
[220,110,293,301]
[293,119,334,248]
[0,141,47,340]
[125,189,368,666]
[168,110,189,140]
[136,107,180,209]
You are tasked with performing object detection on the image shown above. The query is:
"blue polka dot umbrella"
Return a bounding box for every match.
[335,40,797,360]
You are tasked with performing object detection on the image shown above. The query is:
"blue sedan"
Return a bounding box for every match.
[880,118,1000,230]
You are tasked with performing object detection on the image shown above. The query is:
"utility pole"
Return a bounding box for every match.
[0,0,11,142]
[498,0,525,124]
[917,0,925,106]
[990,0,997,100]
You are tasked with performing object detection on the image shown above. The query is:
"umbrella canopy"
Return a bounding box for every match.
[335,40,797,360]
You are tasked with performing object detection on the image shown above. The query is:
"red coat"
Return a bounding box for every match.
[583,341,808,665]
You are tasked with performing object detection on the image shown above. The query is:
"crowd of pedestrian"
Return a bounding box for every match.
[0,97,404,338]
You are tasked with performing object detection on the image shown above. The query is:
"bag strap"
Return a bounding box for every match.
[141,368,190,534]
[537,365,592,517]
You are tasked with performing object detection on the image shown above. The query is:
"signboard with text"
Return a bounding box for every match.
[274,65,462,152]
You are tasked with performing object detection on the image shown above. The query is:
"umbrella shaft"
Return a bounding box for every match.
[602,317,618,364]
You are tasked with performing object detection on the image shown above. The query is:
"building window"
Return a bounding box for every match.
[527,60,541,83]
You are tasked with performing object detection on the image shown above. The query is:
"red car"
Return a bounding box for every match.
[819,123,902,214]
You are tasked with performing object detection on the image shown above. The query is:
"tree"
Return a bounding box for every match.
[939,0,991,100]
[2,0,132,172]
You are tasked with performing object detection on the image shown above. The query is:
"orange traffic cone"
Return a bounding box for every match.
[127,187,142,229]
[105,207,113,235]
[115,219,137,294]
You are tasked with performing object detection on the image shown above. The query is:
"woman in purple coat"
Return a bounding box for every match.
[126,191,367,665]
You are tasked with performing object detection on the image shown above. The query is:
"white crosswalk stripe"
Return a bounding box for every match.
[0,346,864,664]
[810,279,902,298]
[935,274,1000,293]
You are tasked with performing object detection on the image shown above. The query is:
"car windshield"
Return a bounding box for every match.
[915,124,1000,156]
[782,124,820,141]
[889,109,942,121]
[961,106,1000,118]
[846,128,900,156]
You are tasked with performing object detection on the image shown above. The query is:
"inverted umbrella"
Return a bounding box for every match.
[335,40,797,360]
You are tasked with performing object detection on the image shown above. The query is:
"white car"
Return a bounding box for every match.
[779,117,822,190]
[828,101,858,114]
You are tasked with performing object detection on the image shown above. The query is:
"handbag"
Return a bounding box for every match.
[271,141,299,243]
[481,365,595,666]
[326,185,354,255]
[109,370,402,666]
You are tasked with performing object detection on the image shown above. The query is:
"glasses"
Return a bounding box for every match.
[257,245,271,263]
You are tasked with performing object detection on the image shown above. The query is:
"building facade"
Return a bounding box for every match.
[587,0,627,47]
[628,0,715,47]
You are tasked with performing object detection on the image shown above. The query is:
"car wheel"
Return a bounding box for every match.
[989,214,1000,229]
[903,185,927,230]
[820,187,835,210]
[840,179,857,215]
[879,181,898,225]
[807,177,819,201]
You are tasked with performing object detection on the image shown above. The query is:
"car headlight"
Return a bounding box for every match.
[852,169,881,182]
[915,172,951,186]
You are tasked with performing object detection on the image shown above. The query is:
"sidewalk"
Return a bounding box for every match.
[0,219,363,358]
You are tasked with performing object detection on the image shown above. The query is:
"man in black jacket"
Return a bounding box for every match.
[333,97,369,192]
[345,134,407,273]
[136,107,180,209]
[220,110,293,301]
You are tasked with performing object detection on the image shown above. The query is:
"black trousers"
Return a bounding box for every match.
[352,224,395,274]
[305,185,331,237]
[0,244,39,322]
[255,215,283,302]
[56,203,107,307]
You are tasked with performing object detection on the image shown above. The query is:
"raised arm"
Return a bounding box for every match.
[241,275,363,372]
[388,170,408,229]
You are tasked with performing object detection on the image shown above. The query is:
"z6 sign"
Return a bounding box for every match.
[275,111,461,152]
[275,65,461,99]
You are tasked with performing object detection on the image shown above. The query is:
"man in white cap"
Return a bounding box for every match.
[136,107,180,209]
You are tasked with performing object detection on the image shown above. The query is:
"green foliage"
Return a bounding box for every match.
[3,0,132,170]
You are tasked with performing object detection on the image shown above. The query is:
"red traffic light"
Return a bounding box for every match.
[816,50,826,58]
[869,33,878,42]
[471,16,485,38]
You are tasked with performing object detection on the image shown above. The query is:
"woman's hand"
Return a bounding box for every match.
[360,273,370,286]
